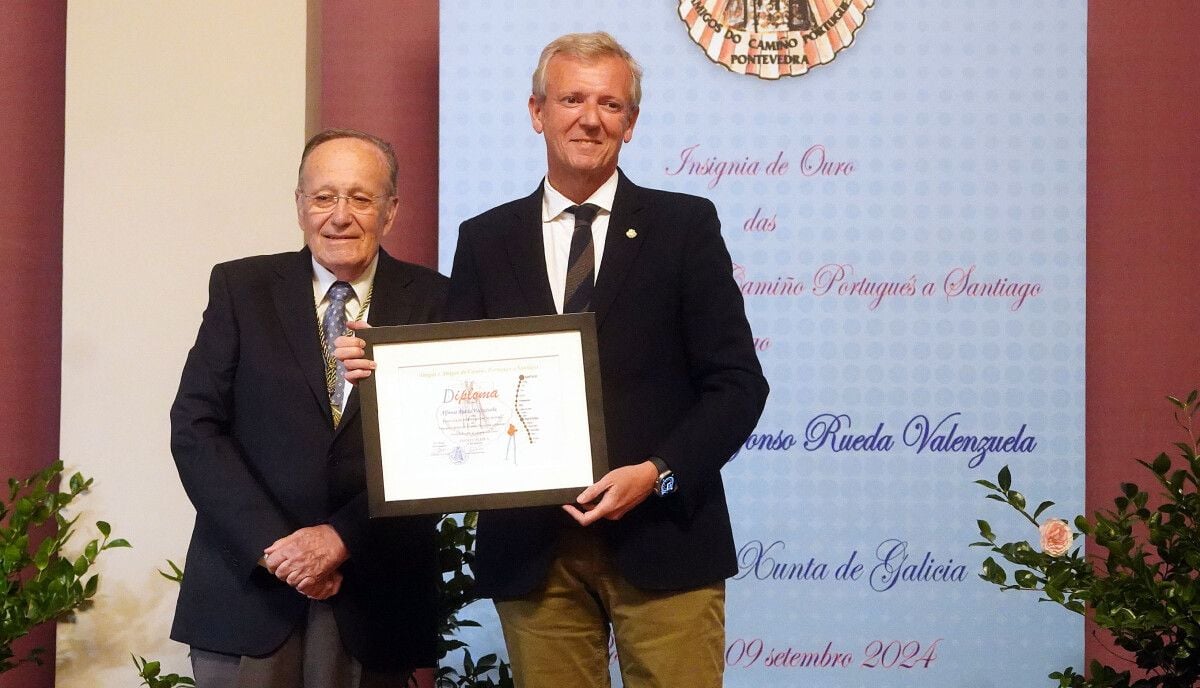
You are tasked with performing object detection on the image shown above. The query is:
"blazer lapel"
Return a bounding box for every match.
[272,248,335,428]
[592,171,646,329]
[505,185,556,315]
[333,250,414,440]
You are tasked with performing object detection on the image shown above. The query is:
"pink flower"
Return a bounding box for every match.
[1039,519,1073,557]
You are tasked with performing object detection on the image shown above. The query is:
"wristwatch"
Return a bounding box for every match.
[650,457,677,497]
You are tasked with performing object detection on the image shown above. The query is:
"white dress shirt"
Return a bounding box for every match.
[541,171,619,314]
[312,254,377,413]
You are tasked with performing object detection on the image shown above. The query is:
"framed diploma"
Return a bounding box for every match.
[358,313,608,517]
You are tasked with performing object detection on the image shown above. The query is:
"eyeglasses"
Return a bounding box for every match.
[298,191,385,213]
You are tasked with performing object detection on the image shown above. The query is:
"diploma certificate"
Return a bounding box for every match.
[359,314,608,516]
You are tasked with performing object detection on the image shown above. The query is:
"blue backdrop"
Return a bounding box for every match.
[438,2,1086,685]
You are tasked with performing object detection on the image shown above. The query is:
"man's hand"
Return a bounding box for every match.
[263,524,349,589]
[562,461,658,526]
[297,570,344,600]
[333,320,376,384]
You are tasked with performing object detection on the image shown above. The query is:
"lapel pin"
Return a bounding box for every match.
[625,228,638,239]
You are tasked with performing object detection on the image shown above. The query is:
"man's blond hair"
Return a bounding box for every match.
[531,32,643,109]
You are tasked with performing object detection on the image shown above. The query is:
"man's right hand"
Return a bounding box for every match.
[334,320,376,383]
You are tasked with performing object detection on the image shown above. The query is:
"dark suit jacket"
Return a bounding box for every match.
[170,247,447,672]
[447,171,769,598]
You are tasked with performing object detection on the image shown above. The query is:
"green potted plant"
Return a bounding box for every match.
[435,511,513,688]
[973,392,1200,687]
[0,460,129,673]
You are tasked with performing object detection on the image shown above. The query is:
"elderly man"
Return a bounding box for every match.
[341,33,767,687]
[170,129,445,688]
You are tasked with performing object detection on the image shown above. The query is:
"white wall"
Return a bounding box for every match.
[59,3,310,684]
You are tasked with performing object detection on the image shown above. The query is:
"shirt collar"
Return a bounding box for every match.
[312,253,379,304]
[541,170,619,222]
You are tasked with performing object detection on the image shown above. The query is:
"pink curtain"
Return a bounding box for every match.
[321,1,441,269]
[0,3,67,686]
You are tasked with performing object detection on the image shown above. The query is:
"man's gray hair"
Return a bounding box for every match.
[531,32,643,110]
[298,128,398,197]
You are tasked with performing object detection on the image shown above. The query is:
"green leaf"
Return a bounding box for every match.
[1152,453,1172,475]
[96,521,110,537]
[159,559,185,582]
[1073,515,1091,534]
[33,538,55,571]
[1032,500,1055,519]
[998,466,1011,492]
[977,519,995,541]
[1008,491,1026,510]
[1013,570,1039,589]
[980,557,1006,585]
[105,538,131,549]
[1044,580,1063,603]
[1167,469,1187,493]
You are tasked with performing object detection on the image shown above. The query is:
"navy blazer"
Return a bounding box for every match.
[169,247,447,672]
[447,171,769,597]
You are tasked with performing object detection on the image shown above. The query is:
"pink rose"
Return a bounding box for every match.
[1039,519,1073,557]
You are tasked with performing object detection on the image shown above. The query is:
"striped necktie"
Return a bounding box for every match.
[563,203,600,313]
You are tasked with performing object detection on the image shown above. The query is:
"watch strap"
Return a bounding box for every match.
[649,456,670,476]
[649,457,676,497]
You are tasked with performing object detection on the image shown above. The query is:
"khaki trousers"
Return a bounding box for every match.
[494,527,725,688]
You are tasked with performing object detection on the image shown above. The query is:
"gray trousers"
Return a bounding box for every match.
[190,601,412,688]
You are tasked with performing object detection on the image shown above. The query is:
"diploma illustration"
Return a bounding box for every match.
[433,371,543,467]
[376,350,572,503]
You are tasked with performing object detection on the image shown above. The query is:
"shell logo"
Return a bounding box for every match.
[678,0,875,80]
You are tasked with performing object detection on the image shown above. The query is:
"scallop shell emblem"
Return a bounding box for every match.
[678,0,875,80]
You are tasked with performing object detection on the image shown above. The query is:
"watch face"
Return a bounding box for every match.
[658,474,677,496]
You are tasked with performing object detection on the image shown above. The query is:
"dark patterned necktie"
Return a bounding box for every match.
[563,203,600,313]
[322,281,353,424]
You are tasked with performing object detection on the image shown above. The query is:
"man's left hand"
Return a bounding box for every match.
[563,461,658,526]
[296,570,344,600]
[264,524,349,588]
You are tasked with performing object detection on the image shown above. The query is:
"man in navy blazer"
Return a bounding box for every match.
[170,129,445,687]
[342,33,767,687]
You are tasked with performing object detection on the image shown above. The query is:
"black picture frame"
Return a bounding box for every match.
[359,313,608,517]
